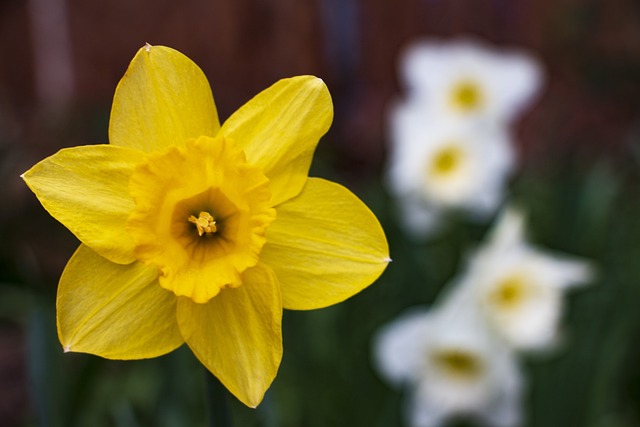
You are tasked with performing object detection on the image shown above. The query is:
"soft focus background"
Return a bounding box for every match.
[2,1,640,426]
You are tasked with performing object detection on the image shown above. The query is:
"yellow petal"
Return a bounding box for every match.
[177,263,282,407]
[220,76,332,205]
[261,178,390,310]
[22,145,144,264]
[57,244,183,359]
[109,44,220,153]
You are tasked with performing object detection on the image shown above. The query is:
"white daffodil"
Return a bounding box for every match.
[462,208,595,351]
[386,106,514,236]
[374,286,523,427]
[399,37,543,124]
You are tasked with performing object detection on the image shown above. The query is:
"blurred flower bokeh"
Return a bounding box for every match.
[373,207,593,426]
[386,38,541,237]
[2,1,640,426]
[374,288,523,427]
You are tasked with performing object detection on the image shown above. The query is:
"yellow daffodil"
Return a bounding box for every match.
[22,44,389,407]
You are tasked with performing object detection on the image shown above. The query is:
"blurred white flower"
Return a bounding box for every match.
[386,108,514,236]
[462,208,595,351]
[399,37,543,124]
[374,286,523,427]
[385,36,542,237]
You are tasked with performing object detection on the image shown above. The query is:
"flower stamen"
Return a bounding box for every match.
[431,348,484,380]
[450,80,483,112]
[490,275,528,310]
[189,211,218,236]
[431,145,462,176]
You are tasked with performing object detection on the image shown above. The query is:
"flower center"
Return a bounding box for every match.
[189,211,218,236]
[431,348,484,381]
[431,145,463,177]
[490,275,528,310]
[450,80,483,112]
[126,135,276,303]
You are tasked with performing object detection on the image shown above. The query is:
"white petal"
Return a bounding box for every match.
[477,355,524,427]
[490,48,544,122]
[373,308,432,386]
[407,394,448,427]
[395,195,442,238]
[487,207,528,251]
[530,251,596,290]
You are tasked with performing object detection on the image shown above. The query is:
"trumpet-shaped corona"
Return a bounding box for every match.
[126,136,276,303]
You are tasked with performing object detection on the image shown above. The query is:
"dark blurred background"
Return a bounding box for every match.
[2,0,640,426]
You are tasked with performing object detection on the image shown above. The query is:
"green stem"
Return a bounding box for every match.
[205,371,232,427]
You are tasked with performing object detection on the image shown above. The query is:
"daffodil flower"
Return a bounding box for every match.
[399,37,543,124]
[462,208,594,351]
[22,44,389,407]
[386,109,514,236]
[374,286,523,427]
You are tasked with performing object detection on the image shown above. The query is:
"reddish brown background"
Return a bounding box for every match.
[2,0,640,170]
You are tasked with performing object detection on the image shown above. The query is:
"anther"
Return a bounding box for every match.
[188,211,218,236]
